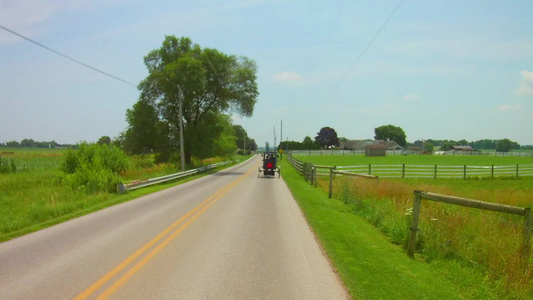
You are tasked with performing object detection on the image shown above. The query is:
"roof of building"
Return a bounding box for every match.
[452,145,474,151]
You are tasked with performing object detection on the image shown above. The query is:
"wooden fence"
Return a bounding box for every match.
[408,191,532,261]
[287,154,532,261]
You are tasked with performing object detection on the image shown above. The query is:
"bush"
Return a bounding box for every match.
[60,143,129,194]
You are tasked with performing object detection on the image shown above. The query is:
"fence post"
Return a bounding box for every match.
[118,183,126,194]
[329,167,334,199]
[516,164,519,177]
[491,165,494,178]
[369,164,372,175]
[402,164,405,178]
[313,167,317,188]
[463,165,467,180]
[523,208,532,260]
[434,165,437,179]
[408,191,423,258]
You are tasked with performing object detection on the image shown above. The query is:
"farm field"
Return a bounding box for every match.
[0,148,250,242]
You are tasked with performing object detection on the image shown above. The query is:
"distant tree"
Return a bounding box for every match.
[5,141,19,148]
[301,136,319,150]
[97,136,111,145]
[374,125,407,147]
[233,125,248,150]
[496,139,513,152]
[315,127,340,149]
[248,139,257,152]
[20,139,35,148]
[439,141,455,151]
[424,142,434,153]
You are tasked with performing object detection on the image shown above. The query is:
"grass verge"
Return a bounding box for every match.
[280,159,515,299]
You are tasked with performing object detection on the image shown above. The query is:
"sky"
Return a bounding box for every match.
[1,0,532,147]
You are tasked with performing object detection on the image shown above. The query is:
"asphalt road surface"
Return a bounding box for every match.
[0,155,348,299]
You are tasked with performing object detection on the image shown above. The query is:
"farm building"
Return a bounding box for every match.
[341,139,403,151]
[365,144,386,156]
[451,145,474,151]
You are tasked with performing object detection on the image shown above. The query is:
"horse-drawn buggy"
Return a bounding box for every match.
[258,152,280,178]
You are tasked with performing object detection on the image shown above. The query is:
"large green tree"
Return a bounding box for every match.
[138,36,258,164]
[374,125,407,147]
[315,127,340,149]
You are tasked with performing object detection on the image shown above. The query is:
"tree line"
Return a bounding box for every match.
[0,139,76,149]
[277,124,530,153]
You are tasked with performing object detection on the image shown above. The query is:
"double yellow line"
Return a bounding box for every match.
[76,168,251,299]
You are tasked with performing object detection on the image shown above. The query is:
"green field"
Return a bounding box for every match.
[295,153,533,166]
[0,148,251,242]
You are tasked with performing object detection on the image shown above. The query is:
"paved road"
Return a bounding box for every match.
[0,155,348,299]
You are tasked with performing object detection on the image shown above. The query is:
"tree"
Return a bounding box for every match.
[315,127,339,149]
[233,125,248,150]
[6,141,20,148]
[20,139,35,148]
[374,125,407,147]
[138,36,258,165]
[123,100,169,155]
[496,139,513,152]
[97,136,111,145]
[424,142,434,153]
[302,136,320,150]
[439,141,455,151]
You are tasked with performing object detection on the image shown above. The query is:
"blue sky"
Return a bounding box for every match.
[1,0,532,147]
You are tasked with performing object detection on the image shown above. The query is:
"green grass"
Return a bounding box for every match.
[280,159,509,299]
[295,154,533,167]
[0,150,252,242]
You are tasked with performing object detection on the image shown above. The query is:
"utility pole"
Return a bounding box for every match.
[280,120,283,160]
[273,126,277,153]
[178,87,186,172]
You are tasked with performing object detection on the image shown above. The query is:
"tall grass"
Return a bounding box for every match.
[321,176,533,296]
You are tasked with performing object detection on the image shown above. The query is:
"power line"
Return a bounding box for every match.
[0,24,137,87]
[309,0,347,74]
[295,0,404,137]
[323,0,404,102]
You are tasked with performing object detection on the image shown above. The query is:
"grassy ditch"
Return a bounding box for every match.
[0,149,251,242]
[280,159,509,299]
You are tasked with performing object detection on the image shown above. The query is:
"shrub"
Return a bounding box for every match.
[60,143,129,194]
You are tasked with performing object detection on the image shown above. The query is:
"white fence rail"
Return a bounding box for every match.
[325,164,533,178]
[289,150,533,157]
[118,161,231,193]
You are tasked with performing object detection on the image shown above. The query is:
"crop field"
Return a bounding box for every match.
[291,154,533,297]
[0,148,249,242]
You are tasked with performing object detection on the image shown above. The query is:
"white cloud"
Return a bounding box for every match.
[498,104,522,111]
[401,94,421,101]
[273,71,302,83]
[516,70,533,95]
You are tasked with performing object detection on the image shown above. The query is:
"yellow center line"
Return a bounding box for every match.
[75,167,253,300]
